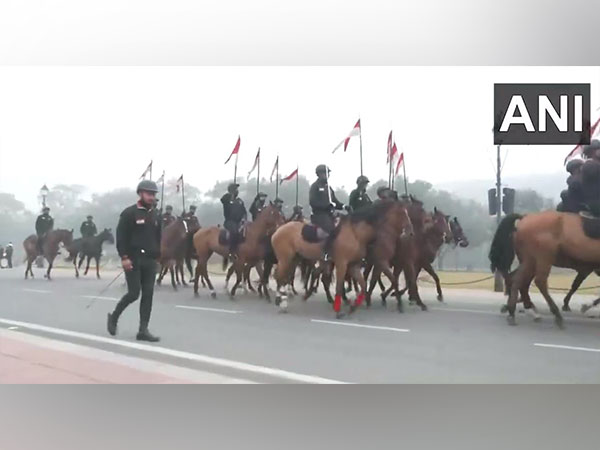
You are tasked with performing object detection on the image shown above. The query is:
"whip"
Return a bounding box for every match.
[85,270,124,309]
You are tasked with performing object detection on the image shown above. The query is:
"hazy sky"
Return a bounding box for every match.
[0,66,598,210]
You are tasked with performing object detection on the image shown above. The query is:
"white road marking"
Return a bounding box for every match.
[534,343,600,353]
[311,319,409,333]
[0,317,346,384]
[22,288,51,294]
[81,295,118,302]
[175,305,242,314]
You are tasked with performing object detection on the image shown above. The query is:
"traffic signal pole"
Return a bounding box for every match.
[494,144,504,293]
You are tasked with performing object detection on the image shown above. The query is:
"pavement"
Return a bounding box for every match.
[1,266,600,383]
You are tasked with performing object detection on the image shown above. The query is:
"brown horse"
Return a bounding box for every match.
[489,211,600,328]
[270,200,413,317]
[193,203,284,298]
[157,216,201,290]
[23,229,74,280]
[66,228,115,279]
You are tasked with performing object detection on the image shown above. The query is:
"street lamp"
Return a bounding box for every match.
[40,184,49,207]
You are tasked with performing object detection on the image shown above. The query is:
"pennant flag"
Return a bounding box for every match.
[564,116,600,164]
[395,149,405,175]
[332,119,361,153]
[270,156,279,182]
[280,168,298,184]
[140,160,153,179]
[247,148,260,180]
[156,171,165,184]
[176,174,184,193]
[386,131,394,162]
[225,136,241,164]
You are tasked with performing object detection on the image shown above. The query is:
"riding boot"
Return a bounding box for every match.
[136,326,160,342]
[107,313,118,336]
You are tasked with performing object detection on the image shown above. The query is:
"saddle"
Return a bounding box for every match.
[580,212,600,239]
[301,224,324,243]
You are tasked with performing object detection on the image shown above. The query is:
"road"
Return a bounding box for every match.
[1,267,600,383]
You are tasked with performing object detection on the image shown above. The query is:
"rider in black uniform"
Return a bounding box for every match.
[581,140,600,217]
[161,205,176,228]
[80,215,98,238]
[220,183,247,255]
[249,192,268,221]
[348,175,372,212]
[558,159,584,213]
[35,207,54,254]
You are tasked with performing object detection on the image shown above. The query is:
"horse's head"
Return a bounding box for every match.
[450,217,469,248]
[387,201,414,238]
[259,203,286,232]
[430,207,453,244]
[100,228,115,245]
[405,199,427,233]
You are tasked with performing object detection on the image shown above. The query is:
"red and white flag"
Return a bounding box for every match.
[280,168,298,185]
[176,174,184,193]
[247,148,260,180]
[225,136,241,164]
[395,149,405,175]
[156,171,165,184]
[332,119,361,153]
[270,156,279,182]
[386,131,395,162]
[140,160,153,180]
[564,117,600,163]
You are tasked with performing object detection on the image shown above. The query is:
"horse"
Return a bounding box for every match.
[193,203,284,299]
[67,228,115,279]
[379,207,453,309]
[270,200,413,317]
[157,216,200,290]
[488,211,600,328]
[23,229,74,280]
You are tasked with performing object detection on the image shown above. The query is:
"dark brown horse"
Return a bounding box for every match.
[23,229,74,280]
[193,203,284,298]
[270,200,413,317]
[66,228,115,279]
[157,216,200,290]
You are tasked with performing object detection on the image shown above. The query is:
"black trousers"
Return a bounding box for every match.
[224,219,243,251]
[112,255,157,330]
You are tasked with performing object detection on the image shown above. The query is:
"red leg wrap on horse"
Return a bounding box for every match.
[334,294,342,312]
[355,292,365,307]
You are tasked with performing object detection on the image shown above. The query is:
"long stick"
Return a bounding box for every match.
[234,152,238,184]
[275,156,279,198]
[181,175,186,213]
[359,117,363,176]
[256,148,260,195]
[149,160,153,181]
[160,170,165,213]
[402,158,408,196]
[295,164,299,205]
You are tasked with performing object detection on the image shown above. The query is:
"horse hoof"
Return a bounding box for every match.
[437,295,444,302]
[275,296,282,306]
[581,304,591,314]
[555,317,565,329]
[397,301,404,313]
[500,304,508,314]
[336,312,346,319]
[562,304,571,312]
[194,292,200,298]
[420,304,428,311]
[533,316,542,322]
[349,304,357,314]
[507,316,517,326]
[278,299,288,312]
[210,291,217,299]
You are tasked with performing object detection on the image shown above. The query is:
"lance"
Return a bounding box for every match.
[275,156,280,199]
[295,164,299,205]
[256,148,260,195]
[359,116,364,176]
[181,175,186,213]
[160,170,165,213]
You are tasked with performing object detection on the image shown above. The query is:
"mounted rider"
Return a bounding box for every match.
[557,159,584,213]
[273,197,284,212]
[309,164,347,258]
[288,204,304,222]
[580,139,600,218]
[249,192,268,221]
[349,175,372,211]
[80,215,98,238]
[161,205,176,228]
[182,204,197,220]
[35,206,54,254]
[220,183,247,255]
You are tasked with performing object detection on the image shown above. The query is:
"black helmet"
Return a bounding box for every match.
[356,175,369,185]
[137,179,159,194]
[566,159,584,174]
[293,205,303,213]
[274,197,284,204]
[258,191,268,198]
[376,186,390,196]
[189,204,197,211]
[165,205,173,211]
[42,206,50,213]
[315,164,330,175]
[583,139,600,157]
[86,215,93,220]
[228,183,240,193]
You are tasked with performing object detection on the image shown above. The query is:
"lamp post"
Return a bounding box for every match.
[40,184,49,208]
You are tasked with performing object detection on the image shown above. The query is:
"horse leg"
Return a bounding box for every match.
[507,260,534,326]
[519,268,540,322]
[95,256,101,279]
[562,269,591,312]
[84,255,91,276]
[229,259,243,299]
[348,264,367,314]
[244,264,255,293]
[169,263,178,290]
[534,259,564,328]
[405,262,426,311]
[422,262,444,302]
[381,264,402,312]
[225,264,235,292]
[73,254,79,278]
[78,254,85,270]
[366,266,382,308]
[193,262,203,297]
[333,261,348,318]
[45,257,53,280]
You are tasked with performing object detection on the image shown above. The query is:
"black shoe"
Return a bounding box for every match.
[136,329,160,342]
[107,313,117,336]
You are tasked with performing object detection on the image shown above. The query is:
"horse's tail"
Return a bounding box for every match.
[222,256,229,271]
[489,213,523,273]
[262,259,274,286]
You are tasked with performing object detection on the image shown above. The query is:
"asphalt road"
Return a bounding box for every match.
[1,266,600,383]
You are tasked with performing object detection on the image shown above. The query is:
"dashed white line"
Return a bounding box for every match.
[175,305,242,314]
[0,317,346,384]
[81,295,118,302]
[534,343,600,353]
[22,288,51,294]
[311,319,409,333]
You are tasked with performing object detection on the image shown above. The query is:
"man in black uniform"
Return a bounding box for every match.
[161,205,176,228]
[349,175,372,212]
[35,206,54,254]
[249,192,268,221]
[309,164,347,258]
[273,197,284,212]
[107,180,161,342]
[5,242,13,268]
[80,215,98,238]
[288,205,304,222]
[220,183,247,255]
[182,204,197,220]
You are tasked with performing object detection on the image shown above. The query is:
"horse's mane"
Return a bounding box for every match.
[348,200,397,225]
